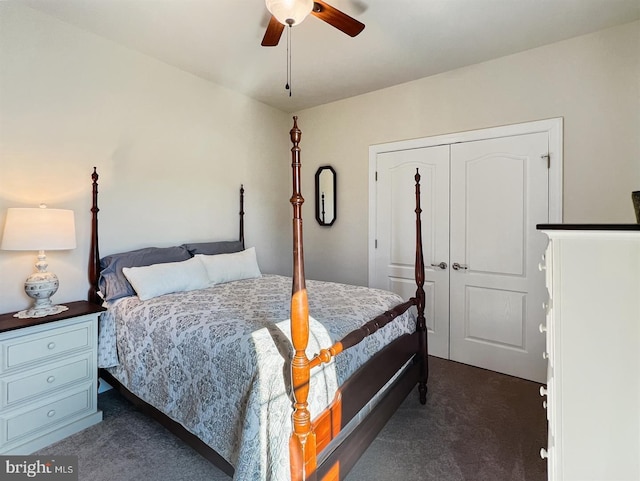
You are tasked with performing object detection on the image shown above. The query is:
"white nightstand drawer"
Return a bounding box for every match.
[1,384,94,446]
[1,320,93,372]
[0,302,103,454]
[0,355,92,409]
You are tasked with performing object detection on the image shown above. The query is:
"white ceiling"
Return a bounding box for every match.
[21,0,640,113]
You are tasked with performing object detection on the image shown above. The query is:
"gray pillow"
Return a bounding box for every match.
[99,245,192,301]
[182,240,244,256]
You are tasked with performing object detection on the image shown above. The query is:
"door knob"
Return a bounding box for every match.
[430,262,447,270]
[452,262,468,271]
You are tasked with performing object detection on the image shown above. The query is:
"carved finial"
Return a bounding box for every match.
[290,116,301,146]
[414,168,422,216]
[92,166,99,183]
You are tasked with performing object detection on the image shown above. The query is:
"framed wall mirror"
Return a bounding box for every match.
[315,166,336,226]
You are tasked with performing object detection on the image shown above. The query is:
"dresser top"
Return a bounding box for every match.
[0,301,105,333]
[537,224,640,231]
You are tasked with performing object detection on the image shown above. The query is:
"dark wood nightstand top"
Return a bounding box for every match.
[0,301,105,333]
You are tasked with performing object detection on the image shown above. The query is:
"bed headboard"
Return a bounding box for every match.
[88,168,246,305]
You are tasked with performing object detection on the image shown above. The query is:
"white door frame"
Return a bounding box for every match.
[368,117,563,286]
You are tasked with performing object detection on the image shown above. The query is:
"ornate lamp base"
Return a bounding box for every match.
[14,257,68,319]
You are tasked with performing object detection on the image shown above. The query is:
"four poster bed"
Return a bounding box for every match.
[91,117,428,481]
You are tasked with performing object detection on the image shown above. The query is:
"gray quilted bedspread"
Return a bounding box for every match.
[98,274,415,480]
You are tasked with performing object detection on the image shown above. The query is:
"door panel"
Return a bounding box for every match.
[465,155,525,275]
[450,133,549,383]
[373,146,450,358]
[465,286,526,349]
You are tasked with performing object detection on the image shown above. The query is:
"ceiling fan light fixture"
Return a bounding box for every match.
[265,0,314,26]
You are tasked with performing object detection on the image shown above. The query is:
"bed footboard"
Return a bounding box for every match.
[318,358,421,481]
[313,332,419,455]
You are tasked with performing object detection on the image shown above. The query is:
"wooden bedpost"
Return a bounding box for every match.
[239,184,245,249]
[88,167,101,305]
[414,168,429,404]
[289,117,317,481]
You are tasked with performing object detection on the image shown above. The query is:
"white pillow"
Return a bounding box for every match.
[122,256,210,301]
[196,247,262,285]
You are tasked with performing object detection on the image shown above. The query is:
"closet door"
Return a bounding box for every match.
[372,145,450,358]
[449,133,549,383]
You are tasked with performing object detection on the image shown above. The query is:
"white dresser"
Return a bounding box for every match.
[0,301,104,454]
[538,225,640,481]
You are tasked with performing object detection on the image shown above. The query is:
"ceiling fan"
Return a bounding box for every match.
[261,0,365,47]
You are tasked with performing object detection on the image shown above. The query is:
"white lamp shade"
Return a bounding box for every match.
[265,0,314,26]
[1,207,76,251]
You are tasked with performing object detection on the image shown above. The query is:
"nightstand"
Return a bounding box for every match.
[0,301,105,454]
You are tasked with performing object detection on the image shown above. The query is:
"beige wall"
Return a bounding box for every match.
[1,5,638,314]
[298,21,640,287]
[0,4,291,314]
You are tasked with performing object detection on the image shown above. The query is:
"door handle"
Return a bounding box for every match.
[452,262,468,271]
[430,262,447,270]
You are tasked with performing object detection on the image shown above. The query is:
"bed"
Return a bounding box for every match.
[91,117,428,481]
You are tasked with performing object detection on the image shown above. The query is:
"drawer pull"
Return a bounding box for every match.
[542,400,547,409]
[542,300,552,313]
[538,262,546,272]
[47,342,56,350]
[46,376,56,384]
[542,352,549,360]
[539,323,547,333]
[540,448,549,459]
[47,410,56,418]
[540,386,548,397]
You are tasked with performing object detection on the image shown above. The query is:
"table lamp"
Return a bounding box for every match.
[1,205,76,318]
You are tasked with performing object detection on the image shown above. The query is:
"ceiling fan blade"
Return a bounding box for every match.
[261,15,285,46]
[311,0,365,37]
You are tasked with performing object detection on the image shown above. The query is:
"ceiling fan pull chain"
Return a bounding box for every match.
[285,24,292,97]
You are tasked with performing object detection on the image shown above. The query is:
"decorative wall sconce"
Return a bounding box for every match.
[315,166,336,226]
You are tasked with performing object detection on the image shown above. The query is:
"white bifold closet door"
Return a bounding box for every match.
[448,133,549,383]
[373,132,550,383]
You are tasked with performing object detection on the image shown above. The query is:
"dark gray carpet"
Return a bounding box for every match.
[37,357,547,481]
